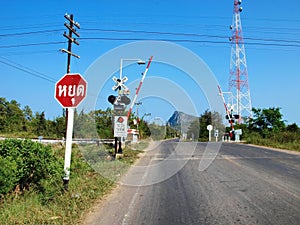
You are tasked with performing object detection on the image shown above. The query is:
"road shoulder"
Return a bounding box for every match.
[243,143,300,155]
[80,140,156,225]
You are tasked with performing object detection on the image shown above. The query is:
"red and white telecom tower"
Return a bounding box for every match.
[228,0,252,123]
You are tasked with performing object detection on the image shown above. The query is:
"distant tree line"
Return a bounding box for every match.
[193,107,299,139]
[2,97,299,148]
[0,98,65,138]
[0,97,155,140]
[234,107,300,137]
[0,97,115,139]
[235,107,300,150]
[186,107,300,150]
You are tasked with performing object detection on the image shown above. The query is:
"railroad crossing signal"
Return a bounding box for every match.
[112,76,128,91]
[55,73,87,108]
[225,114,240,123]
[108,95,117,105]
[108,95,131,106]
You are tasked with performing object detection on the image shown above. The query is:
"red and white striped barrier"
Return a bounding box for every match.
[127,129,139,135]
[127,56,153,119]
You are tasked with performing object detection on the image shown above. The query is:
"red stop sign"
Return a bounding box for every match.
[55,73,87,108]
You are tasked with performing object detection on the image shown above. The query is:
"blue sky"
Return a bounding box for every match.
[0,0,299,125]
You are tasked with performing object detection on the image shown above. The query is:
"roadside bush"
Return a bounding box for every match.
[245,131,300,151]
[0,156,18,195]
[0,142,143,224]
[271,131,299,144]
[0,139,63,196]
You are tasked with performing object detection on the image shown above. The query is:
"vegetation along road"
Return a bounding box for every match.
[83,140,300,225]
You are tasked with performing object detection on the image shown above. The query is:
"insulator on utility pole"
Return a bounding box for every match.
[60,48,80,59]
[64,13,80,29]
[62,13,80,74]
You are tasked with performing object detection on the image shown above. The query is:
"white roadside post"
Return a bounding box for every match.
[207,125,213,142]
[64,107,74,182]
[214,129,219,142]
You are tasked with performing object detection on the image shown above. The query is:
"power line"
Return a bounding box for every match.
[0,22,62,31]
[80,19,300,35]
[0,29,64,37]
[1,13,299,36]
[80,16,300,29]
[0,49,60,56]
[81,28,300,44]
[82,28,227,39]
[79,37,300,48]
[0,57,56,83]
[0,41,65,49]
[0,26,298,50]
[2,17,299,38]
[79,36,227,43]
[243,36,300,44]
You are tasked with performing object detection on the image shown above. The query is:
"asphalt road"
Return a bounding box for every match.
[83,140,300,225]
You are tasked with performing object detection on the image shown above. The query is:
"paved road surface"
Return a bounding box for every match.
[83,140,300,225]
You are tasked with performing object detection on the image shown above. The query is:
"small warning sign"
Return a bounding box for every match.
[114,116,128,138]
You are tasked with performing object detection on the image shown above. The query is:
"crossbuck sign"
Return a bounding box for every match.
[112,76,128,91]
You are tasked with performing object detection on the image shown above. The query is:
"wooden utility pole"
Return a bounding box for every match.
[61,13,80,73]
[60,13,80,191]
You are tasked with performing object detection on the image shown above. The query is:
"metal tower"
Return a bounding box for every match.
[228,0,252,123]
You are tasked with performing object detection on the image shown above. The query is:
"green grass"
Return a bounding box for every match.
[0,176,113,224]
[245,132,300,152]
[0,142,146,225]
[247,139,300,152]
[127,139,150,151]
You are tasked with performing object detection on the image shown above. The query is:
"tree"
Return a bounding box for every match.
[22,105,33,132]
[93,108,113,139]
[32,112,47,136]
[23,105,33,121]
[198,110,225,140]
[187,118,200,141]
[6,100,26,133]
[138,120,151,139]
[286,123,299,133]
[0,98,8,132]
[54,116,66,138]
[148,122,165,140]
[165,123,178,139]
[249,107,285,137]
[199,110,211,140]
[73,110,98,139]
[0,97,66,138]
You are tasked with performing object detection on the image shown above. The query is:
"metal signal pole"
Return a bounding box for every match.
[218,85,235,140]
[60,13,80,191]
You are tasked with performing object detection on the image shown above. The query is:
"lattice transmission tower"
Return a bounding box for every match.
[228,0,252,123]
